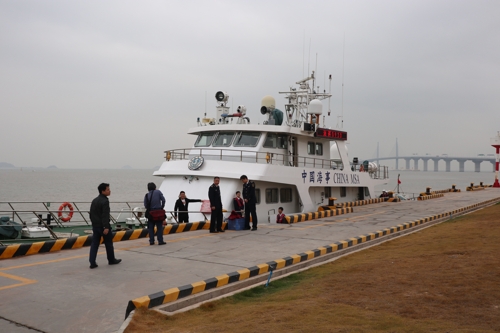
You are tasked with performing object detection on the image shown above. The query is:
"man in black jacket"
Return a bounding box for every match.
[88,183,122,269]
[240,175,258,230]
[208,177,224,233]
[173,191,202,223]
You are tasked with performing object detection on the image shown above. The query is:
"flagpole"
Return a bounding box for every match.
[397,174,400,193]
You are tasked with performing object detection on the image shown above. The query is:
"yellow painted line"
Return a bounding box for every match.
[0,271,37,291]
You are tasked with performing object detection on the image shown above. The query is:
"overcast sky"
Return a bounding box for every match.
[1,0,499,169]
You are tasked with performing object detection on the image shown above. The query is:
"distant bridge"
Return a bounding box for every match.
[367,155,496,172]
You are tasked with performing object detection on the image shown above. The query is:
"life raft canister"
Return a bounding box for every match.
[58,202,74,222]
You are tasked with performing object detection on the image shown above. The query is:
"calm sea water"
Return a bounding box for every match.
[0,168,496,202]
[0,169,158,202]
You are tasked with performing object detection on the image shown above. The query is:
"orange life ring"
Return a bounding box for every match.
[58,202,74,222]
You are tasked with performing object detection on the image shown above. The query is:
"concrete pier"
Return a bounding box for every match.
[1,190,499,333]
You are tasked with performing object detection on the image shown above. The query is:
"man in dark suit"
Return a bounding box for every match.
[208,176,224,233]
[240,175,258,230]
[89,183,122,269]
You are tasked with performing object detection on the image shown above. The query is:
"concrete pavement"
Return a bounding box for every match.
[1,189,499,333]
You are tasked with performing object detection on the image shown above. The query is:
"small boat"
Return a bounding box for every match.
[0,216,23,239]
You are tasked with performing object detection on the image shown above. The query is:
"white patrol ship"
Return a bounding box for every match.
[153,71,389,223]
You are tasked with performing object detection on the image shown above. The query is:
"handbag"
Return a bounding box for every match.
[146,190,166,221]
[149,209,166,221]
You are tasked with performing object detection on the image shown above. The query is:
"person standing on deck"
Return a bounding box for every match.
[89,183,122,269]
[144,182,167,245]
[208,177,224,233]
[173,191,202,223]
[240,175,258,230]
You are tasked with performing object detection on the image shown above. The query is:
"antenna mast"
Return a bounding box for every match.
[337,33,345,129]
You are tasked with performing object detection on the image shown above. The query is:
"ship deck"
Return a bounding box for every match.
[1,189,499,333]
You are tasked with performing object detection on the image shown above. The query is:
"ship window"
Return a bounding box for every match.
[340,187,346,197]
[235,132,261,147]
[316,143,323,155]
[265,188,279,203]
[307,142,315,155]
[264,133,288,149]
[277,134,288,149]
[280,188,293,203]
[263,133,277,148]
[325,187,332,198]
[255,189,261,204]
[212,131,235,147]
[194,132,216,147]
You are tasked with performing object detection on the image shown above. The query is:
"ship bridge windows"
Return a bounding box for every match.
[212,131,235,147]
[265,188,279,203]
[264,133,288,149]
[234,132,261,147]
[307,142,323,155]
[194,132,216,147]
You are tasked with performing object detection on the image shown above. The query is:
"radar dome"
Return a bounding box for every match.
[307,99,323,115]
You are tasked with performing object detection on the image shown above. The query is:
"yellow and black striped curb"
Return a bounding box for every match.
[125,196,500,319]
[417,193,444,201]
[285,207,353,224]
[320,198,385,210]
[432,188,461,194]
[0,221,214,259]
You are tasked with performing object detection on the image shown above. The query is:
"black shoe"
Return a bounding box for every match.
[90,263,98,269]
[209,230,218,233]
[150,243,155,245]
[245,227,251,230]
[158,242,167,245]
[109,259,122,265]
[217,229,225,233]
[251,228,257,231]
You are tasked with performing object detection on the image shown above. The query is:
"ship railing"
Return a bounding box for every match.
[165,148,344,170]
[0,201,146,230]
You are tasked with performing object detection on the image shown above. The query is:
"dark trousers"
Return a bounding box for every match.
[210,207,223,231]
[89,227,116,265]
[147,220,164,244]
[177,213,189,223]
[245,204,258,229]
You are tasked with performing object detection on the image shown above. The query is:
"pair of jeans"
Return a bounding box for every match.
[147,220,164,244]
[89,227,116,265]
